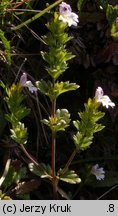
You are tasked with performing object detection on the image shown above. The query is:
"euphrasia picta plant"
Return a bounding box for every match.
[0,2,115,199]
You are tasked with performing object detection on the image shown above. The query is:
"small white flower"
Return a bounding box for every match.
[20,73,37,93]
[91,164,105,180]
[95,86,115,108]
[59,2,79,27]
[24,81,37,93]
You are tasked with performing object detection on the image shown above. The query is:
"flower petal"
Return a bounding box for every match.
[25,81,37,93]
[95,87,115,108]
[20,73,27,85]
[91,164,105,181]
[59,2,79,27]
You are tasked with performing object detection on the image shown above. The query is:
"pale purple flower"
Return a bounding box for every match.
[95,86,115,108]
[59,2,79,27]
[19,72,27,85]
[91,164,105,180]
[20,73,37,93]
[59,2,72,14]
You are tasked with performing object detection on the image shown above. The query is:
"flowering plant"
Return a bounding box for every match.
[0,1,116,199]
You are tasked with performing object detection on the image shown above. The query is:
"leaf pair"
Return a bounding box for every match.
[36,80,79,101]
[42,109,71,133]
[29,163,81,185]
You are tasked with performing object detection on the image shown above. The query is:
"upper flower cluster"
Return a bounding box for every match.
[95,87,115,108]
[59,2,79,27]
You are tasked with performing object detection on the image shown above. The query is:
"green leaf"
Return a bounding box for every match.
[42,49,74,79]
[77,0,87,11]
[0,80,5,89]
[36,80,79,101]
[42,109,71,132]
[44,32,72,47]
[106,4,117,27]
[10,122,28,144]
[73,132,93,150]
[0,29,11,65]
[111,19,118,40]
[73,120,80,130]
[54,81,79,98]
[57,169,81,184]
[93,124,105,133]
[15,167,27,184]
[2,166,27,188]
[57,186,71,200]
[28,163,52,179]
[36,80,52,97]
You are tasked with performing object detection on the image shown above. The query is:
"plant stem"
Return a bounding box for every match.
[12,0,29,10]
[62,149,77,174]
[20,144,39,166]
[51,131,57,198]
[51,79,57,199]
[11,0,63,30]
[20,144,51,179]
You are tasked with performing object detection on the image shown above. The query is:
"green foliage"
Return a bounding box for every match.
[73,132,93,150]
[41,13,74,80]
[2,166,27,188]
[42,109,71,133]
[0,0,10,15]
[5,84,30,124]
[100,1,118,39]
[0,29,11,65]
[73,98,105,150]
[77,0,87,11]
[29,163,52,179]
[57,169,81,184]
[36,80,79,101]
[111,18,118,39]
[10,122,28,144]
[4,83,30,144]
[106,4,117,27]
